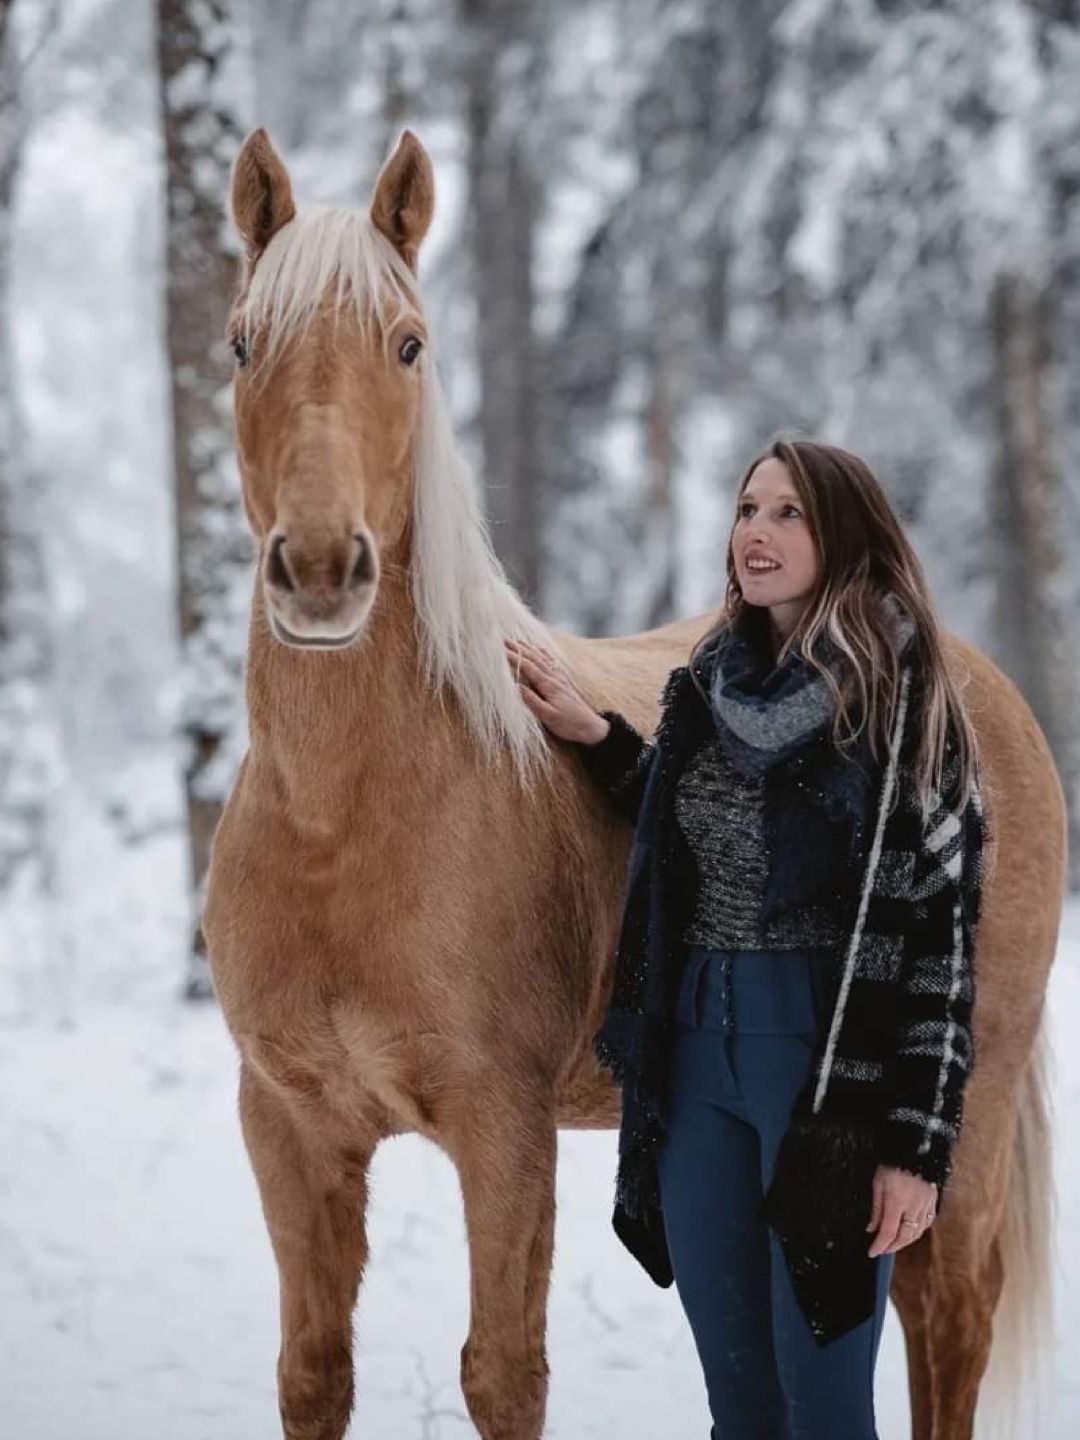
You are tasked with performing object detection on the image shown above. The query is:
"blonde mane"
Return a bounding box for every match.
[235,206,553,779]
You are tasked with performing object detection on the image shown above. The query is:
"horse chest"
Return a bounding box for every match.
[210,797,425,952]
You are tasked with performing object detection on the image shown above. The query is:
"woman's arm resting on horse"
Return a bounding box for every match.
[505,637,655,821]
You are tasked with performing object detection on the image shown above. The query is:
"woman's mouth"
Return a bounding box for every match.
[744,556,782,573]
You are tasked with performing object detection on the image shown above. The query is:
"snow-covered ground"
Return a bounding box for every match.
[1,872,1077,1440]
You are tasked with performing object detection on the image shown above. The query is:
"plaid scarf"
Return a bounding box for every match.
[707,614,836,772]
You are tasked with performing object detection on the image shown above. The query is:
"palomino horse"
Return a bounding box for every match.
[205,128,1065,1440]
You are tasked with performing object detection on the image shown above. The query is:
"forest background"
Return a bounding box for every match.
[3,0,1080,997]
[1,2,1079,1437]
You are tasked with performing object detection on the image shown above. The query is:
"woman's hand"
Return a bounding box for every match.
[505,639,611,745]
[867,1165,938,1257]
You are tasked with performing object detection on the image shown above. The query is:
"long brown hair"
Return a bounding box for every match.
[692,438,978,804]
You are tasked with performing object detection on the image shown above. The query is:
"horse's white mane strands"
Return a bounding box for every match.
[237,205,554,779]
[412,351,554,780]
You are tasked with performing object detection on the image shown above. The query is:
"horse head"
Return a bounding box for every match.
[228,127,435,651]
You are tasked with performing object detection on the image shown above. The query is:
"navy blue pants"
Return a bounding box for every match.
[657,947,893,1440]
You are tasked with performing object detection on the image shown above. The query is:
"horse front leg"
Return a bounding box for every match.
[239,1063,375,1440]
[448,1086,557,1440]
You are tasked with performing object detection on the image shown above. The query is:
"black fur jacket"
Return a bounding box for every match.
[579,640,984,1344]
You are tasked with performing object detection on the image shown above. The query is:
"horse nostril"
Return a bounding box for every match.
[267,535,295,593]
[350,534,375,588]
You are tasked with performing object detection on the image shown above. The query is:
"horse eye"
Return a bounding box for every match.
[232,335,250,368]
[399,335,423,367]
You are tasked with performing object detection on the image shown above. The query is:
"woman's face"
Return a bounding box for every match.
[731,459,821,636]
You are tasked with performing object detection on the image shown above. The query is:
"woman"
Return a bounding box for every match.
[505,440,984,1440]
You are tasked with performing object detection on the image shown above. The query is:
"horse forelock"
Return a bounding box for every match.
[236,206,420,372]
[236,205,554,782]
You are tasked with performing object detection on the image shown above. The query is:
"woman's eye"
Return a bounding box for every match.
[782,504,802,518]
[399,335,424,367]
[232,335,250,368]
[739,502,755,518]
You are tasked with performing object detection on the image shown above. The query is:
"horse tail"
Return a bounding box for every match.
[979,1016,1055,1434]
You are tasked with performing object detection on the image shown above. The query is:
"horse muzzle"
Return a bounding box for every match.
[262,528,378,650]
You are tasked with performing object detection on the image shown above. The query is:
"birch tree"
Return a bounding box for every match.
[0,0,55,901]
[156,0,250,994]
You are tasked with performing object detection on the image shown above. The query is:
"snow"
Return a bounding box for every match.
[1,883,1077,1438]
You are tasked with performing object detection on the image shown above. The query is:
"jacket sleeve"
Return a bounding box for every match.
[876,763,985,1192]
[575,710,656,824]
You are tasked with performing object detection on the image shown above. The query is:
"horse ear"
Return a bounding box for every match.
[369,130,434,271]
[231,128,296,261]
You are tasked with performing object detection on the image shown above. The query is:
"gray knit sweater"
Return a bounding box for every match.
[674,737,846,951]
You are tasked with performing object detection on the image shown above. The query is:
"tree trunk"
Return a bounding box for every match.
[156,0,251,995]
[643,337,677,628]
[989,270,1080,884]
[380,0,409,156]
[0,0,54,902]
[459,0,542,605]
